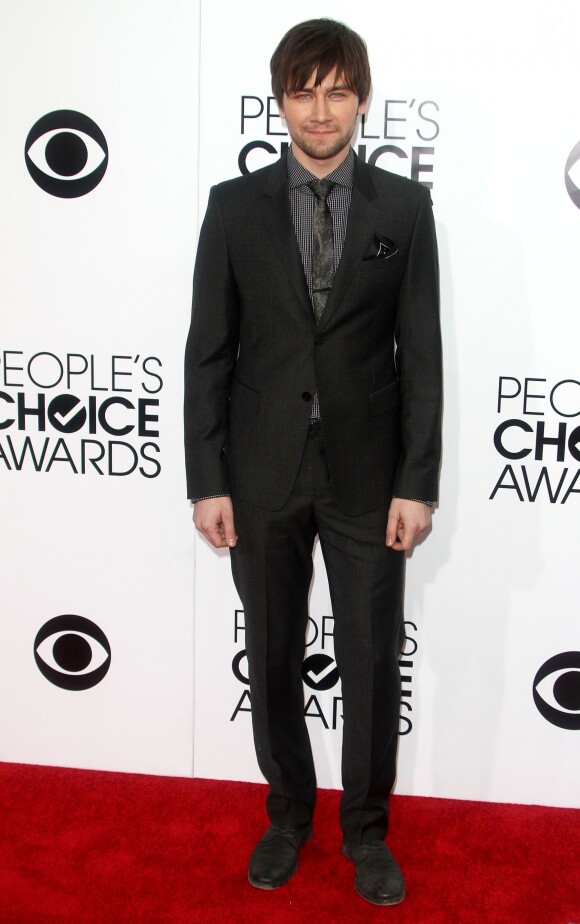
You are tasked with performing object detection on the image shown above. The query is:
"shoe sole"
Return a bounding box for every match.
[354,883,405,906]
[248,861,298,890]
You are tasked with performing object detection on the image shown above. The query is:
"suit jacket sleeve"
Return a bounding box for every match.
[184,186,239,500]
[392,188,442,503]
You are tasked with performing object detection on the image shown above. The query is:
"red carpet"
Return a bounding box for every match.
[0,762,578,923]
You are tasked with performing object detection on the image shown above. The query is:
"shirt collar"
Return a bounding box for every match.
[286,146,354,190]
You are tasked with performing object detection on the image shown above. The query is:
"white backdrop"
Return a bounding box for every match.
[0,0,198,775]
[1,0,579,807]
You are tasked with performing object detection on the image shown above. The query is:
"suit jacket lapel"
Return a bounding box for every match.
[260,156,314,322]
[318,157,379,331]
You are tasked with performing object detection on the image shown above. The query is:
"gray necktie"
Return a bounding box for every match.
[308,180,335,323]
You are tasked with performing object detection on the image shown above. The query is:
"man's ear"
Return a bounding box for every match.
[357,97,368,116]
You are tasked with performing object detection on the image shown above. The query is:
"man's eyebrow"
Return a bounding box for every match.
[291,83,352,93]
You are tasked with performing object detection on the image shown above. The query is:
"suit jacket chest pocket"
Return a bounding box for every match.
[355,259,403,294]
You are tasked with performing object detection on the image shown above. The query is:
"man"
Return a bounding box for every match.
[184,18,441,907]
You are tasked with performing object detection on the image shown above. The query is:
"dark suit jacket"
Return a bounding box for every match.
[184,151,442,516]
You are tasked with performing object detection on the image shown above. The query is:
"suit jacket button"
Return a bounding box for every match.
[301,391,312,401]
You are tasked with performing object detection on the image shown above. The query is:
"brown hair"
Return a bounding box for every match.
[270,19,371,106]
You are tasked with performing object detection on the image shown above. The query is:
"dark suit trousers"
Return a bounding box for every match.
[230,424,405,846]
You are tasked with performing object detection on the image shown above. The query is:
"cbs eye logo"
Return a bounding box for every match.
[565,140,580,210]
[25,110,108,198]
[34,615,111,690]
[533,651,580,730]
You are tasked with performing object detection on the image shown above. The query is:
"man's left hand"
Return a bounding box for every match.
[386,498,432,551]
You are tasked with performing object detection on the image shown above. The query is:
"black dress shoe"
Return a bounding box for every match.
[248,824,313,890]
[342,840,405,906]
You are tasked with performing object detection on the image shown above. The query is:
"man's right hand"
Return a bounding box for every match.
[193,497,237,549]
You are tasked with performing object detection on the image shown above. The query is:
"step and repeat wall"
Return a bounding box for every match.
[1,0,578,807]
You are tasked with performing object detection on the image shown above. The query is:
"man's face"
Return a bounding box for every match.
[279,67,367,173]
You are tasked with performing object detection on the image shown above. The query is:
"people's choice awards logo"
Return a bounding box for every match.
[533,651,580,729]
[230,609,417,735]
[34,615,111,690]
[490,376,580,504]
[565,141,580,209]
[25,110,108,197]
[238,94,439,188]
[0,348,162,479]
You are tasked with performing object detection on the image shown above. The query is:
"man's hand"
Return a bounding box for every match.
[386,498,431,552]
[193,497,237,549]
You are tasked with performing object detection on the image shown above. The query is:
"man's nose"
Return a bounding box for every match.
[311,94,331,121]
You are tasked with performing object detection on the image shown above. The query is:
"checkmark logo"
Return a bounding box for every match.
[302,653,340,691]
[48,394,87,433]
[307,661,335,684]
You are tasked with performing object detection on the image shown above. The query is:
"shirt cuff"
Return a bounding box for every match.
[392,496,433,507]
[190,494,230,502]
